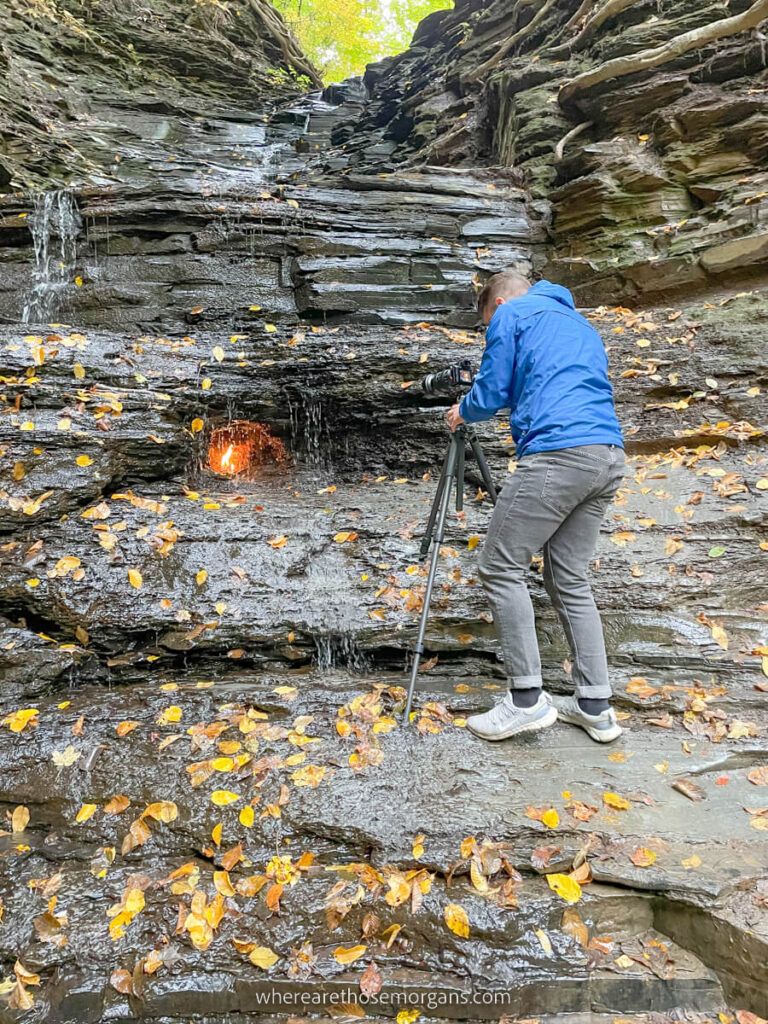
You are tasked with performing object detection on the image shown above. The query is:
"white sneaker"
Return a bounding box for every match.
[556,696,623,743]
[467,692,558,741]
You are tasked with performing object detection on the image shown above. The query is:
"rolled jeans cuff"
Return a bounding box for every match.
[576,682,613,699]
[509,674,543,690]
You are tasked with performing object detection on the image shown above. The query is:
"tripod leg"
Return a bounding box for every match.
[455,430,465,513]
[404,438,459,723]
[419,445,450,559]
[469,434,498,503]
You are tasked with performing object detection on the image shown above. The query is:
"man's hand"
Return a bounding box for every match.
[445,403,465,433]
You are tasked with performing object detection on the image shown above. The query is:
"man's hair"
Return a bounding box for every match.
[477,270,531,316]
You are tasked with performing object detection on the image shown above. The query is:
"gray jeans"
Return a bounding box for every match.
[478,444,625,699]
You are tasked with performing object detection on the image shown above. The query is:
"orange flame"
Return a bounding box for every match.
[207,421,288,478]
[221,444,235,471]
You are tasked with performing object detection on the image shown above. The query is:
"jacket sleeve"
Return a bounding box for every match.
[458,308,517,423]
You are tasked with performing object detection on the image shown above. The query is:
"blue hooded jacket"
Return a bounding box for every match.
[458,280,623,458]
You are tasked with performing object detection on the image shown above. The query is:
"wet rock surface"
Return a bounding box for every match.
[1,1,768,1021]
[340,0,768,305]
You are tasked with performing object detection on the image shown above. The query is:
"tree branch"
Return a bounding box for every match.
[468,0,561,79]
[547,0,641,59]
[554,119,593,161]
[559,0,768,103]
[564,0,597,31]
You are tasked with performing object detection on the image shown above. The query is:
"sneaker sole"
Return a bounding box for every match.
[557,708,623,744]
[467,705,558,742]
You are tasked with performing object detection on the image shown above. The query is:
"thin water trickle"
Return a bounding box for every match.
[287,390,331,472]
[22,189,82,323]
[314,632,369,673]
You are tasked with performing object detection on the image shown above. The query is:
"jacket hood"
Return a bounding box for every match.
[529,280,575,309]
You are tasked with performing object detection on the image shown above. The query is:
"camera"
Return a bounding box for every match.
[421,359,475,395]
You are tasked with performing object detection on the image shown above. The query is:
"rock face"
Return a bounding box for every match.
[0,2,767,1022]
[340,0,768,303]
[0,0,320,188]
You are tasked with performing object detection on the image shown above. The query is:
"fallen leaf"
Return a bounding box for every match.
[547,873,582,904]
[444,902,470,938]
[333,944,367,965]
[602,792,631,811]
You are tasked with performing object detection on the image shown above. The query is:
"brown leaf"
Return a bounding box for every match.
[672,778,706,802]
[561,907,589,947]
[530,846,561,871]
[359,961,382,997]
[110,968,134,995]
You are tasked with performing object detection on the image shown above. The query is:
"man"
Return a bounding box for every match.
[445,271,625,743]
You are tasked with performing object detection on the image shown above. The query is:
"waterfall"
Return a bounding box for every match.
[287,389,332,470]
[22,189,82,323]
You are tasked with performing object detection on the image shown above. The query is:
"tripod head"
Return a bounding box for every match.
[420,359,475,396]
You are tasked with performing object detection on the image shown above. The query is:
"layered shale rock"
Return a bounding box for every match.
[0,0,320,189]
[339,0,768,302]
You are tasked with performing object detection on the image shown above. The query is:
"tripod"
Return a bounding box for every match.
[404,425,498,722]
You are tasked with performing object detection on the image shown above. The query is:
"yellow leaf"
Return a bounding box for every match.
[249,945,279,969]
[191,418,205,434]
[74,276,84,287]
[214,870,235,896]
[212,823,223,846]
[3,708,39,733]
[26,578,41,589]
[264,323,277,333]
[127,569,143,590]
[212,346,225,362]
[547,873,582,904]
[467,535,481,550]
[267,535,288,549]
[73,363,85,379]
[333,944,367,965]
[52,556,81,577]
[603,792,631,811]
[470,859,488,892]
[711,624,729,650]
[611,531,636,547]
[211,790,240,806]
[444,902,470,938]
[397,1012,420,1024]
[291,765,326,788]
[541,808,560,829]
[196,569,208,587]
[535,928,553,954]
[76,803,97,824]
[143,800,178,823]
[156,705,182,725]
[239,805,255,828]
[756,478,768,490]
